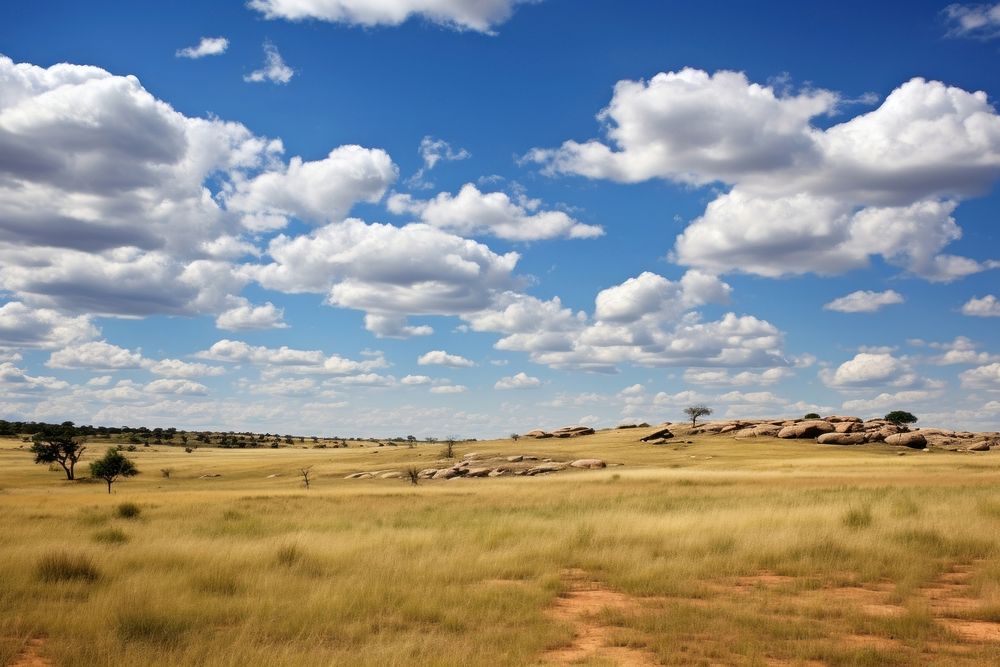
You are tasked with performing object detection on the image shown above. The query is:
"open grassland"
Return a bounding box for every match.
[1,429,999,666]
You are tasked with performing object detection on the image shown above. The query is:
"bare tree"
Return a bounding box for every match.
[405,467,420,485]
[299,466,313,490]
[683,405,713,428]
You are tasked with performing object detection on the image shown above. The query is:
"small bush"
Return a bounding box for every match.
[843,506,873,529]
[93,528,130,545]
[37,552,100,582]
[405,467,420,485]
[804,412,821,419]
[115,502,141,519]
[160,468,172,478]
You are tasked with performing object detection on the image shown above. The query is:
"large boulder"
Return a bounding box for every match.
[777,420,835,439]
[968,440,993,452]
[834,421,863,434]
[524,429,552,439]
[432,468,460,479]
[552,425,596,437]
[570,458,606,469]
[641,427,674,442]
[465,467,492,478]
[525,463,565,476]
[884,432,927,449]
[825,415,863,423]
[817,433,867,445]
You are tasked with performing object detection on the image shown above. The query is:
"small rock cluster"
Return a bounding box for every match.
[523,425,596,439]
[343,452,607,480]
[683,416,997,451]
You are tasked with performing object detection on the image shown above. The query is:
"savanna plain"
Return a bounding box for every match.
[2,426,999,666]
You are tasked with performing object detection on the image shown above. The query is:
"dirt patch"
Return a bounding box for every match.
[940,619,1000,643]
[8,638,52,667]
[542,570,660,666]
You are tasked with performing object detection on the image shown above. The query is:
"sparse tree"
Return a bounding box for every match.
[405,467,420,485]
[442,436,457,459]
[31,425,86,480]
[884,411,917,427]
[299,466,313,490]
[683,405,713,428]
[89,448,138,494]
[510,433,520,442]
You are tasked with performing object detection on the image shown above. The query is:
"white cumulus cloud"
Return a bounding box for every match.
[494,372,541,389]
[176,37,229,59]
[248,0,534,33]
[823,289,904,313]
[418,350,476,367]
[244,41,294,84]
[962,294,1000,316]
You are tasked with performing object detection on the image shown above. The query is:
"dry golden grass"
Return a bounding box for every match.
[1,428,999,665]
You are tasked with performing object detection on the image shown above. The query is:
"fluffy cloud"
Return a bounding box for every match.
[494,372,541,389]
[430,384,467,394]
[922,336,1000,365]
[465,271,769,372]
[248,0,533,33]
[244,41,294,84]
[388,184,603,240]
[683,367,792,386]
[418,350,476,367]
[841,390,943,413]
[824,289,904,313]
[0,362,69,393]
[400,374,432,385]
[247,218,520,335]
[943,3,1000,39]
[407,136,469,189]
[176,37,229,59]
[145,378,209,396]
[226,145,397,229]
[820,352,917,389]
[197,339,386,375]
[47,341,145,370]
[215,299,288,331]
[532,69,1000,281]
[0,301,98,349]
[961,294,1000,316]
[148,359,226,378]
[960,362,1000,389]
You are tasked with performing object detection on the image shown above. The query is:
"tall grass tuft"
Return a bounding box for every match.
[92,527,130,545]
[842,505,874,529]
[36,552,100,582]
[115,502,141,519]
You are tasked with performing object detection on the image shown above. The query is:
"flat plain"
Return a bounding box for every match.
[1,427,999,666]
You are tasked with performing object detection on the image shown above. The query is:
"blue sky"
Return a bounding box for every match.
[1,0,999,437]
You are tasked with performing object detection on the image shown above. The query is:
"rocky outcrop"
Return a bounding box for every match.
[640,427,674,442]
[817,433,867,445]
[884,432,927,449]
[777,420,835,439]
[570,459,606,469]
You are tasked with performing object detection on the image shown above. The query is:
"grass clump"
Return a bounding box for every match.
[275,543,302,567]
[36,552,100,582]
[116,609,190,645]
[92,527,130,545]
[115,502,141,519]
[842,506,874,530]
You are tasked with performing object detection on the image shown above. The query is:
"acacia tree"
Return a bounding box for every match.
[89,448,138,494]
[31,424,86,480]
[885,411,917,427]
[683,406,713,428]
